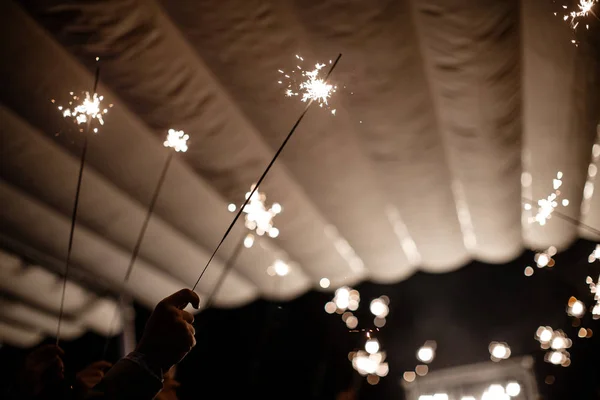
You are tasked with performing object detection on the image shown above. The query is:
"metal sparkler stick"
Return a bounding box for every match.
[192,53,343,291]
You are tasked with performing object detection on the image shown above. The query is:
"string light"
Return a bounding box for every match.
[163,129,189,152]
[53,92,112,133]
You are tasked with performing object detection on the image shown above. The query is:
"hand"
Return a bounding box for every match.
[136,289,200,372]
[74,361,112,393]
[18,345,65,396]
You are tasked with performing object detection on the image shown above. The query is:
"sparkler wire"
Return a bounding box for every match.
[102,150,174,357]
[191,53,342,291]
[56,61,101,345]
[203,234,246,310]
[55,135,88,345]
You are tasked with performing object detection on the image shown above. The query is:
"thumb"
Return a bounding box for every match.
[161,289,200,310]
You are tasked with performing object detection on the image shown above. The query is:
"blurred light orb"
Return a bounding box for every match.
[489,342,511,361]
[365,339,380,354]
[417,344,435,363]
[433,394,448,400]
[228,203,236,212]
[370,298,389,318]
[548,350,566,365]
[567,297,585,317]
[346,316,358,329]
[403,371,416,382]
[536,326,554,343]
[374,317,386,328]
[243,234,254,248]
[273,260,290,276]
[324,302,336,314]
[319,278,330,288]
[506,382,521,397]
[415,364,429,376]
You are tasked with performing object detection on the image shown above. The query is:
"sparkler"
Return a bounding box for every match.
[554,0,599,46]
[55,58,103,345]
[278,55,338,113]
[102,129,189,357]
[191,53,342,292]
[525,172,568,226]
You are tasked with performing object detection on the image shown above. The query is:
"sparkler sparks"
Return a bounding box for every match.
[555,0,599,45]
[163,129,189,152]
[53,92,111,133]
[278,55,338,112]
[527,172,568,226]
[586,275,600,319]
[228,185,281,247]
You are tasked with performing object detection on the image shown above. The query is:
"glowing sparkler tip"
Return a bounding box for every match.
[164,129,189,152]
[56,91,109,131]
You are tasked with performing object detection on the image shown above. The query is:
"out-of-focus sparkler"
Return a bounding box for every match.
[192,54,342,292]
[102,128,190,357]
[164,129,189,152]
[526,172,568,226]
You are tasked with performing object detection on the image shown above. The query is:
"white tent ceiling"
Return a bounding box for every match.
[0,0,599,347]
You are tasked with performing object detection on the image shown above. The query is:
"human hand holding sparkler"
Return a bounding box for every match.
[136,289,200,372]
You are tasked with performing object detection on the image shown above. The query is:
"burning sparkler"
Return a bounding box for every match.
[163,129,189,152]
[526,172,568,226]
[554,0,599,45]
[53,92,111,133]
[278,55,338,112]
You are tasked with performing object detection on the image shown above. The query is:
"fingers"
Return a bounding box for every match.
[161,289,200,310]
[180,310,194,324]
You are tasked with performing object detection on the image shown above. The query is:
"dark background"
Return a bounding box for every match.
[1,239,599,399]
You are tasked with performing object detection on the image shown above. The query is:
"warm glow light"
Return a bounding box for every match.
[319,278,331,288]
[536,326,554,344]
[243,234,254,248]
